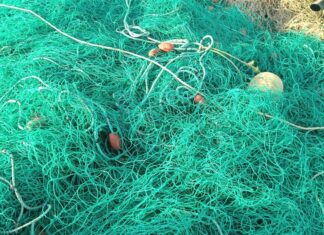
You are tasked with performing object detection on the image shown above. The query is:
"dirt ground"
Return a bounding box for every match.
[224,0,324,39]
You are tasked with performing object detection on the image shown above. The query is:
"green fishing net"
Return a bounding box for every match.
[0,0,323,234]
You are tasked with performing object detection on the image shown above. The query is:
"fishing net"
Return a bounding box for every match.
[0,0,323,234]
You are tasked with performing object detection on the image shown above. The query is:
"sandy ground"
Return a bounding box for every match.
[223,0,324,39]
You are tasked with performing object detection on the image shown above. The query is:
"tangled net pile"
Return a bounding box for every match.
[0,0,323,234]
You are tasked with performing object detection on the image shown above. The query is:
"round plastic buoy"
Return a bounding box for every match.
[249,72,284,93]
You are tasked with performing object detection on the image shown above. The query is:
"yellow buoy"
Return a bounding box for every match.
[249,72,284,93]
